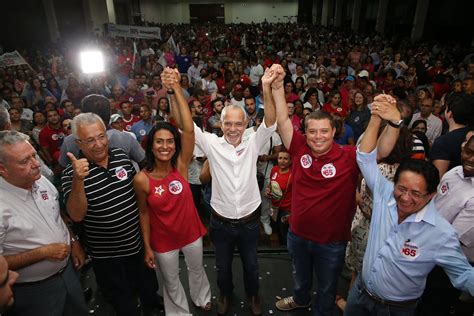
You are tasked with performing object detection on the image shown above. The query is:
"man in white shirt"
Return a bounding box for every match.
[409,98,442,144]
[249,57,264,87]
[0,130,87,315]
[193,65,280,316]
[10,96,33,122]
[187,57,203,85]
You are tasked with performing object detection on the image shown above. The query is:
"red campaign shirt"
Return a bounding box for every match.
[288,131,359,243]
[339,86,350,110]
[121,92,145,107]
[121,114,141,132]
[39,125,65,159]
[269,166,292,211]
[117,54,133,75]
[145,170,206,253]
[322,103,348,118]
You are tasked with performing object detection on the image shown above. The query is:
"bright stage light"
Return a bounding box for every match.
[80,51,104,74]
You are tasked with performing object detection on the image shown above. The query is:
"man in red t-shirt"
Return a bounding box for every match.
[39,109,65,166]
[121,79,145,114]
[119,101,140,132]
[269,66,360,315]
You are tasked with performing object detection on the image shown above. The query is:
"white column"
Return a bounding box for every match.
[42,0,61,42]
[106,0,116,24]
[334,0,343,27]
[411,0,430,41]
[375,0,389,35]
[351,0,362,31]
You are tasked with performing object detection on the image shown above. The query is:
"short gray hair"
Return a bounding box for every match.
[221,104,248,123]
[0,130,30,164]
[0,106,10,131]
[71,113,106,138]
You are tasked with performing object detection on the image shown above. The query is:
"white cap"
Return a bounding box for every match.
[358,70,369,78]
[109,113,123,124]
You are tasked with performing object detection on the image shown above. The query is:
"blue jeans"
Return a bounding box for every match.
[287,230,346,316]
[11,259,88,316]
[209,215,260,296]
[345,276,418,316]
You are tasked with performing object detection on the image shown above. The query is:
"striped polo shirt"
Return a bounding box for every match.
[62,148,142,259]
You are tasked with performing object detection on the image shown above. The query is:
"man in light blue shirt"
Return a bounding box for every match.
[131,104,154,143]
[345,94,474,316]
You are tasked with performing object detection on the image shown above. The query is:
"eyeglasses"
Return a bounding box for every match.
[395,185,429,199]
[76,134,107,146]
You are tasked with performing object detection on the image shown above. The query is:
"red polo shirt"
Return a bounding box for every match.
[39,125,65,163]
[288,131,359,243]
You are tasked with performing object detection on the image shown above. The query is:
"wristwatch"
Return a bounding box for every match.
[388,119,404,128]
[71,235,80,243]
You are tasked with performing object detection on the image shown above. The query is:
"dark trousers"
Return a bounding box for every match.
[417,265,462,316]
[92,251,159,316]
[273,209,290,246]
[190,184,207,220]
[10,259,88,316]
[209,214,260,297]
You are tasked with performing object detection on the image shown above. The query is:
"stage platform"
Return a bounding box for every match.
[82,251,351,316]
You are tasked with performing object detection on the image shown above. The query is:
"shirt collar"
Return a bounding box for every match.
[454,165,474,185]
[0,177,34,202]
[406,200,437,225]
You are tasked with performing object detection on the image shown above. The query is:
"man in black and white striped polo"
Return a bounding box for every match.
[61,111,160,316]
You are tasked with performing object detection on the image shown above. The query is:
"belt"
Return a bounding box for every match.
[361,281,418,308]
[14,265,67,287]
[211,209,260,225]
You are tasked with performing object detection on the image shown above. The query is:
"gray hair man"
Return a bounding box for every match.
[0,130,87,315]
[62,113,161,315]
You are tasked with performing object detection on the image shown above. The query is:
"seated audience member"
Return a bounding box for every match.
[58,95,145,169]
[131,103,154,143]
[38,108,65,166]
[408,98,442,145]
[266,150,292,246]
[119,100,140,132]
[430,92,474,177]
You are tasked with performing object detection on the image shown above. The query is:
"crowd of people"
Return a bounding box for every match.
[0,21,473,316]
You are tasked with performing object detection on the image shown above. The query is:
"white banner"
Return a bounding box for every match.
[0,50,28,68]
[107,24,161,40]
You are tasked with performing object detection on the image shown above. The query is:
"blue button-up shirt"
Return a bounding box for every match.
[130,120,153,143]
[357,148,474,301]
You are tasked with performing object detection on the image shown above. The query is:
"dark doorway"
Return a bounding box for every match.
[189,4,225,24]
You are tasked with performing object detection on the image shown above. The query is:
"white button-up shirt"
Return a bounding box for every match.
[435,166,474,262]
[195,121,277,219]
[0,176,69,282]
